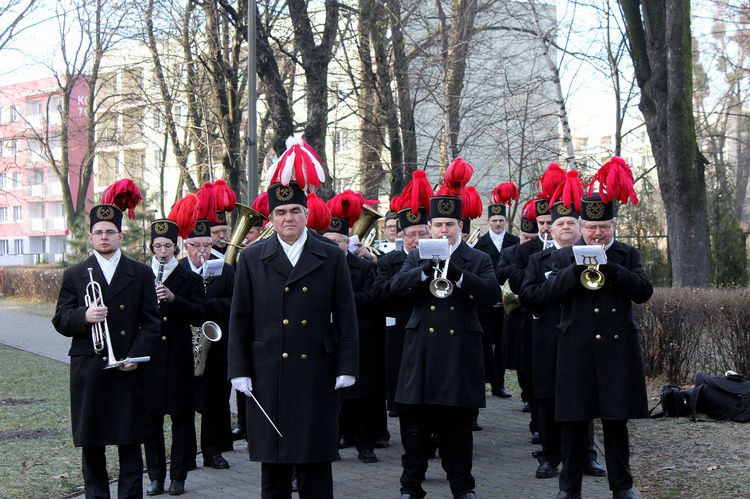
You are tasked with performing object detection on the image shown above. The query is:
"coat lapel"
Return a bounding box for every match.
[106,255,134,301]
[286,234,326,285]
[80,256,109,296]
[261,235,293,278]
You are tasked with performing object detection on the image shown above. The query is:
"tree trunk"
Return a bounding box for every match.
[620,0,710,287]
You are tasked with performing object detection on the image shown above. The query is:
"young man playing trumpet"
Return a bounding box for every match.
[52,204,161,498]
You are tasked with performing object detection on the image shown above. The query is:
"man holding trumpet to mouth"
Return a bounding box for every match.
[52,199,161,499]
[389,158,501,499]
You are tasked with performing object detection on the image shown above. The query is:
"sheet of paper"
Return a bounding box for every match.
[205,258,224,276]
[418,238,450,260]
[572,245,607,266]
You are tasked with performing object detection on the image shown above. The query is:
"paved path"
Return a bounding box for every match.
[1,306,618,498]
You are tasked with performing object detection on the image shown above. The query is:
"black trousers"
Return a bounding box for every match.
[82,444,142,499]
[198,381,232,457]
[340,397,379,452]
[400,405,475,499]
[144,412,192,481]
[537,399,599,466]
[559,419,632,493]
[261,462,333,499]
[235,389,247,432]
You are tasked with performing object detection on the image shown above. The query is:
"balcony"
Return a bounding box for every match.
[29,184,45,197]
[28,217,66,232]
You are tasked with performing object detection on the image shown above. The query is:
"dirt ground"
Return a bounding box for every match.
[628,381,750,499]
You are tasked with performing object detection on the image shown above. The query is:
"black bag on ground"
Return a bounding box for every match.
[649,384,693,418]
[690,371,750,423]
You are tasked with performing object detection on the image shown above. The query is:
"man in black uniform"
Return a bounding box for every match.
[544,191,653,499]
[391,194,500,499]
[52,203,160,499]
[323,217,380,463]
[181,219,235,470]
[473,197,520,398]
[228,179,359,499]
[145,219,206,495]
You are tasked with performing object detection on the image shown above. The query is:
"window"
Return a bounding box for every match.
[0,173,7,189]
[29,168,44,185]
[28,138,43,163]
[13,239,22,254]
[0,207,8,223]
[2,139,17,157]
[12,206,22,221]
[9,105,18,122]
[334,129,350,153]
[13,172,22,188]
[0,240,8,255]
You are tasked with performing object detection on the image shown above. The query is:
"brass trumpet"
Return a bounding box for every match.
[428,237,454,299]
[580,255,605,290]
[466,227,481,247]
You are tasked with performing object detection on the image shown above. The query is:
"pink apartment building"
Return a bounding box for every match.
[0,76,90,264]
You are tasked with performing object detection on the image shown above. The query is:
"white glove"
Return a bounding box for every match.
[231,377,253,396]
[334,375,356,390]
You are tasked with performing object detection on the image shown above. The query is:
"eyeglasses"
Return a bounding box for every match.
[153,243,174,250]
[91,230,119,237]
[186,242,213,249]
[582,223,614,232]
[403,231,429,239]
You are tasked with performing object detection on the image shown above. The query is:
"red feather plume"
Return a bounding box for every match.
[306,193,332,233]
[588,156,639,205]
[437,157,474,196]
[267,137,326,192]
[399,170,434,214]
[389,194,403,212]
[101,179,143,219]
[212,179,237,212]
[327,190,366,228]
[461,186,483,219]
[521,197,539,222]
[538,163,566,200]
[195,182,219,222]
[168,193,199,239]
[490,182,519,206]
[550,170,584,212]
[252,192,270,227]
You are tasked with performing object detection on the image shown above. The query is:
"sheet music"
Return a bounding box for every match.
[572,245,607,266]
[418,239,450,260]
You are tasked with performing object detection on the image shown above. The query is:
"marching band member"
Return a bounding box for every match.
[144,219,206,495]
[53,186,160,499]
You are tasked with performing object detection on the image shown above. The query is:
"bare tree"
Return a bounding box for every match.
[620,0,711,287]
[0,0,39,52]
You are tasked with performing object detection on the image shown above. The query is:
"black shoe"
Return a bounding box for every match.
[375,436,390,448]
[186,459,197,471]
[531,432,540,444]
[613,489,639,499]
[456,492,477,499]
[357,449,378,463]
[492,386,512,398]
[231,426,246,441]
[553,492,581,499]
[204,454,230,469]
[400,494,417,499]
[339,436,353,449]
[471,421,483,431]
[522,402,531,412]
[388,410,399,417]
[531,447,544,458]
[168,480,185,495]
[584,459,607,477]
[146,480,164,496]
[291,473,298,492]
[535,462,559,479]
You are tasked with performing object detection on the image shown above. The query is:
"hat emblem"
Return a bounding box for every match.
[491,205,502,215]
[585,201,605,220]
[154,221,169,235]
[96,205,114,220]
[329,218,342,231]
[437,199,456,215]
[557,205,571,216]
[216,212,226,224]
[276,185,294,202]
[193,221,208,235]
[538,200,548,213]
[406,211,422,223]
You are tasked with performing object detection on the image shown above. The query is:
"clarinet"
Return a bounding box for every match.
[155,257,165,303]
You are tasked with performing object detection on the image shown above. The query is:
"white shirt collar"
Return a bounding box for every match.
[94,248,121,285]
[277,228,308,266]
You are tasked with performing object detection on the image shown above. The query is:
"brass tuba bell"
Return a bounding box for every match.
[351,204,383,240]
[223,203,267,266]
[502,278,521,315]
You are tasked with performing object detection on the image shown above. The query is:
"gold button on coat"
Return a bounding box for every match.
[120,331,126,336]
[450,330,455,335]
[429,328,435,333]
[614,335,619,339]
[469,295,474,300]
[450,306,455,311]
[594,308,600,313]
[302,287,308,292]
[595,334,602,340]
[301,320,308,326]
[283,319,289,325]
[430,305,436,311]
[284,287,290,292]
[161,336,167,341]
[282,353,288,358]
[119,304,125,310]
[301,354,307,360]
[162,317,168,322]
[611,308,617,313]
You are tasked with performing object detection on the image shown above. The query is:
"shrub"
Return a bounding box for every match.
[1,265,64,303]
